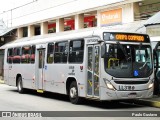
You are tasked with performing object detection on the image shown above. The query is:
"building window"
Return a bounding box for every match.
[23,27,28,37]
[69,39,84,63]
[47,43,54,64]
[54,41,68,63]
[35,26,40,35]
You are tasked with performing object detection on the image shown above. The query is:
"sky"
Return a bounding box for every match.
[0,0,34,13]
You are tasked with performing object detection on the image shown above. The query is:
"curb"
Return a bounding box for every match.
[0,80,4,84]
[131,99,160,108]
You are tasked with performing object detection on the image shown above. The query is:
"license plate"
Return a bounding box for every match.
[119,85,135,91]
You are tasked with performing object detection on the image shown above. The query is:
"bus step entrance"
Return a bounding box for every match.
[37,89,44,93]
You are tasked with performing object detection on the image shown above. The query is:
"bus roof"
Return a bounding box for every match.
[0,27,149,49]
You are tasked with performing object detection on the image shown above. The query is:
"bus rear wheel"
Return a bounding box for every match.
[17,77,24,93]
[69,81,82,104]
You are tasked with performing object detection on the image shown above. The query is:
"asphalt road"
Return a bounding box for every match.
[0,84,159,120]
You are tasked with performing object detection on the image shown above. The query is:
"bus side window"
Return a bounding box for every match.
[21,46,31,64]
[31,45,35,64]
[54,41,68,63]
[47,43,54,64]
[69,39,84,63]
[7,48,13,64]
[13,47,21,64]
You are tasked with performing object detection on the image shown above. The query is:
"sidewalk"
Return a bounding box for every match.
[0,79,4,84]
[132,95,160,108]
[0,76,4,84]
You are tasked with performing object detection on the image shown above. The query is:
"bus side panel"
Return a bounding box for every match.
[74,64,86,97]
[3,49,16,86]
[19,64,35,89]
[44,64,56,92]
[44,64,66,94]
[8,64,17,87]
[44,63,86,97]
[3,49,9,84]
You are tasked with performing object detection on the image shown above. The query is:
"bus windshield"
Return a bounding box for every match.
[105,44,153,78]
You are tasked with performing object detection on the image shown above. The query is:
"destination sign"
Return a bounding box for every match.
[115,34,144,42]
[103,32,150,43]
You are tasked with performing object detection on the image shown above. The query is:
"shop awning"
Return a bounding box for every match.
[0,27,15,36]
[145,11,160,27]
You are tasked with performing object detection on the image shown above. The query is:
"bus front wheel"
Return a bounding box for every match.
[69,81,82,104]
[17,77,24,93]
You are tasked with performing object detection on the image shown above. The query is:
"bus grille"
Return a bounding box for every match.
[114,80,149,84]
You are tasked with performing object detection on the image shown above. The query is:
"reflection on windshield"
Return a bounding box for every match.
[105,44,152,78]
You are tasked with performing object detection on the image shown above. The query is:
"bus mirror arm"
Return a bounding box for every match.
[101,43,106,58]
[153,49,158,74]
[98,39,104,43]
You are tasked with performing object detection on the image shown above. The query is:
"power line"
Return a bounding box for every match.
[0,0,38,15]
[0,0,38,27]
[1,0,78,25]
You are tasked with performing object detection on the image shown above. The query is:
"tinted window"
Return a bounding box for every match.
[54,41,68,63]
[47,43,54,64]
[13,47,21,63]
[21,46,31,64]
[7,48,13,64]
[31,45,35,64]
[69,39,84,63]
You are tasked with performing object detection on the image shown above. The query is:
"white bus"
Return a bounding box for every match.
[150,36,160,95]
[1,28,154,104]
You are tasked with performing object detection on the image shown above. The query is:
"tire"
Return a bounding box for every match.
[69,81,82,104]
[17,77,24,93]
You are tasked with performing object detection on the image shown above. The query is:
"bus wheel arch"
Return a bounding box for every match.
[16,74,24,93]
[66,77,82,104]
[66,77,76,95]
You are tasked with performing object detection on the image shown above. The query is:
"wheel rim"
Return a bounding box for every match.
[70,87,77,98]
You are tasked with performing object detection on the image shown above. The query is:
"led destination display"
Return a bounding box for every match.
[103,32,150,43]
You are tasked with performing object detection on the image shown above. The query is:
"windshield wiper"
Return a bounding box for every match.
[139,61,148,69]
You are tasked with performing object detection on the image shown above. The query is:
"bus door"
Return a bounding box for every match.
[36,47,45,92]
[153,42,160,94]
[87,45,100,97]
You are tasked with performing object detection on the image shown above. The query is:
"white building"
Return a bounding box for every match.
[0,0,159,40]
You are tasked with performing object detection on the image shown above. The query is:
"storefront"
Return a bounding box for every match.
[100,8,122,26]
[48,16,97,33]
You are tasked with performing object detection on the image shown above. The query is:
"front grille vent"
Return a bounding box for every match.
[114,80,149,84]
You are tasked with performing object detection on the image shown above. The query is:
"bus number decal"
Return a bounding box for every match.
[119,85,135,91]
[87,39,98,44]
[68,66,75,75]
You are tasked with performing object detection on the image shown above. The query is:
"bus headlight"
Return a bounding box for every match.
[148,81,154,89]
[103,79,116,91]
